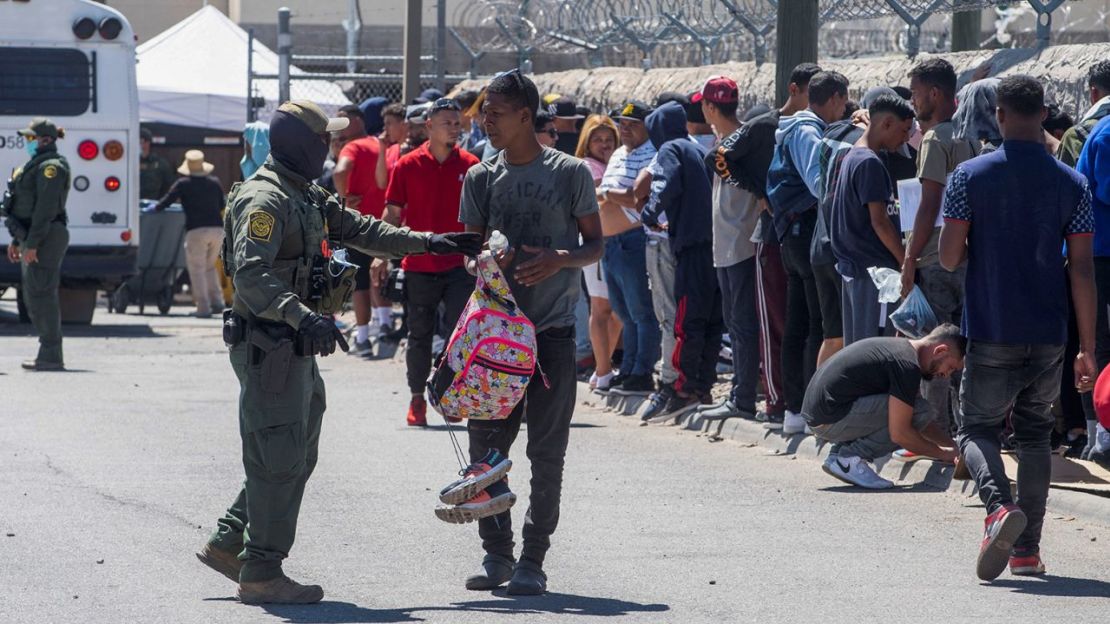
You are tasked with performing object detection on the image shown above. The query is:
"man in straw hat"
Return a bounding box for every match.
[154,149,227,317]
[3,117,70,371]
[194,100,482,605]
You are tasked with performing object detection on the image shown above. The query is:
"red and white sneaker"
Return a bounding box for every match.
[438,449,512,505]
[435,478,516,524]
[1009,553,1046,576]
[977,503,1027,581]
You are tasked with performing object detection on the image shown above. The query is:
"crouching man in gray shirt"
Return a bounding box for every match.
[456,69,603,596]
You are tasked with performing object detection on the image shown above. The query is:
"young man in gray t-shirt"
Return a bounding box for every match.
[455,70,603,596]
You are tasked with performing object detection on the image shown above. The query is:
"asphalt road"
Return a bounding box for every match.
[2,300,1109,623]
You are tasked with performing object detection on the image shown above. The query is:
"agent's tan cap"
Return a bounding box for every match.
[277,100,349,133]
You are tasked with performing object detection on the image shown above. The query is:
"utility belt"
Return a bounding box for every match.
[223,310,313,393]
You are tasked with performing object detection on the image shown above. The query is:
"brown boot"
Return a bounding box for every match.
[196,544,243,583]
[237,575,324,605]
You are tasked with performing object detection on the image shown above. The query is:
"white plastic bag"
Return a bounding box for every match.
[867,267,903,304]
[889,285,939,338]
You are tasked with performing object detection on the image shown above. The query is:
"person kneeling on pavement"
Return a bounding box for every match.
[803,324,965,489]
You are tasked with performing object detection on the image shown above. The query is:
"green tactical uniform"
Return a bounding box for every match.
[206,151,431,583]
[139,152,177,200]
[6,118,70,368]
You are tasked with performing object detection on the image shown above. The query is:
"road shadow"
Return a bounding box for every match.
[256,592,669,623]
[261,601,422,623]
[0,321,163,339]
[990,575,1110,598]
[819,483,942,494]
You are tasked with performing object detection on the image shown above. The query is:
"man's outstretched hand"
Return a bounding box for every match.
[428,232,483,257]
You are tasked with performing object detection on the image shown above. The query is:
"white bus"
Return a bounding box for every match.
[1,0,139,323]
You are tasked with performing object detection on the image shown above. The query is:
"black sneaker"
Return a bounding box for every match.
[612,374,654,396]
[640,385,676,421]
[608,373,629,391]
[760,411,784,430]
[661,393,701,423]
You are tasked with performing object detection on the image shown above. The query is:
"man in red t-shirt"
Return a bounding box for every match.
[382,97,479,426]
[334,104,392,353]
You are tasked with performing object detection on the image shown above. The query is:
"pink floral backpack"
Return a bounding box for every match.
[427,251,542,421]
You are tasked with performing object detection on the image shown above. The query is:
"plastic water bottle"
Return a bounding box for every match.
[488,230,509,254]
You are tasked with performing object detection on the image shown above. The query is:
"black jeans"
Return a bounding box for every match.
[467,326,577,566]
[779,211,822,413]
[405,268,474,394]
[718,257,759,413]
[958,341,1064,555]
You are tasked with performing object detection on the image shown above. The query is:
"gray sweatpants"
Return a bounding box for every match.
[810,394,934,461]
[918,263,965,434]
[646,236,678,386]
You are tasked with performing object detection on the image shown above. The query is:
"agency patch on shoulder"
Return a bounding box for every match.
[247,210,275,242]
[42,165,58,179]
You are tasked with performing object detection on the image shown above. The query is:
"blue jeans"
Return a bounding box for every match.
[604,229,660,377]
[958,341,1064,555]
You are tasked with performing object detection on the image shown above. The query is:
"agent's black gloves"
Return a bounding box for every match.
[298,313,349,357]
[427,232,483,257]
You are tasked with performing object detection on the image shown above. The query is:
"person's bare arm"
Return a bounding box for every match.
[920,419,955,448]
[888,397,957,462]
[333,156,353,197]
[383,202,402,227]
[1067,234,1097,392]
[938,219,969,272]
[375,140,388,190]
[902,179,945,296]
[868,200,905,266]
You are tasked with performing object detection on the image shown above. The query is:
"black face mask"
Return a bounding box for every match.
[269,110,329,181]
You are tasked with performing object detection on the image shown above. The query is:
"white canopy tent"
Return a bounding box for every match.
[136,6,350,132]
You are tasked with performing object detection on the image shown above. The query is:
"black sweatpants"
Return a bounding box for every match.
[405,267,474,394]
[467,326,577,566]
[780,210,822,414]
[673,245,724,397]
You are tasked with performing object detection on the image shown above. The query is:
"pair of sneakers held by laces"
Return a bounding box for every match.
[435,449,516,524]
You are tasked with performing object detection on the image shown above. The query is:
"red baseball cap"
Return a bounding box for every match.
[1093,365,1110,429]
[691,76,738,105]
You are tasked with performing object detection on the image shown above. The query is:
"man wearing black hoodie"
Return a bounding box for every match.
[197,100,482,605]
[642,101,722,419]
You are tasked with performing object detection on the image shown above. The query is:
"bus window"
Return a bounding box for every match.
[0,47,92,116]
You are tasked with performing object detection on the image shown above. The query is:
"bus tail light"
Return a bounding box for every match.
[73,176,90,192]
[73,17,96,40]
[102,140,124,161]
[98,17,123,40]
[104,177,121,192]
[120,230,133,243]
[77,140,98,160]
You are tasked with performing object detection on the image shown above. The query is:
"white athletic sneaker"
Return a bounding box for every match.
[783,411,807,435]
[821,455,894,489]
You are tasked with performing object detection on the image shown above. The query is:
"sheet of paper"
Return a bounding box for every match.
[897,176,950,232]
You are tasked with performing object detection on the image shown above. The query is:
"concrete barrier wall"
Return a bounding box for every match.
[456,43,1110,119]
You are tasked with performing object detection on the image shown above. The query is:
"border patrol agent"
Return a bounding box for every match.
[3,118,70,371]
[194,101,482,605]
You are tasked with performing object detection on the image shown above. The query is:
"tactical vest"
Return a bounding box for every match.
[8,151,70,224]
[221,167,356,317]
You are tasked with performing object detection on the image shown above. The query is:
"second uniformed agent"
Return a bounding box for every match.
[139,127,176,201]
[3,118,70,371]
[194,100,481,605]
